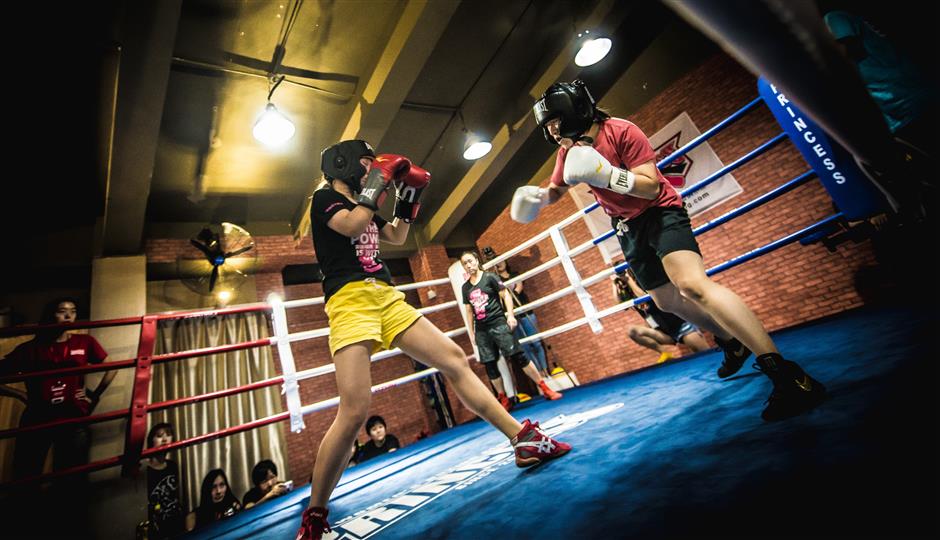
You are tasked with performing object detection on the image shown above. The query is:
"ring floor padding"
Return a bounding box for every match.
[190,304,937,539]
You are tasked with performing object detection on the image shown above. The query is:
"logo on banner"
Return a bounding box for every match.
[655,132,693,188]
[649,112,742,218]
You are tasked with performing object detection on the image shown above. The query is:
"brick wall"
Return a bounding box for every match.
[477,53,878,385]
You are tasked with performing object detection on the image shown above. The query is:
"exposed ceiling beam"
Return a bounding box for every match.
[99,1,181,256]
[292,0,461,244]
[422,0,624,243]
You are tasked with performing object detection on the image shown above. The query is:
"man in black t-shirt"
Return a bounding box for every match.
[460,251,563,410]
[354,415,401,464]
[143,423,184,539]
[242,459,291,509]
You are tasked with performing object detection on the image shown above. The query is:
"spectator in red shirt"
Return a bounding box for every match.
[0,297,112,479]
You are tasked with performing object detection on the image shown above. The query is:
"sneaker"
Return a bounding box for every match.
[715,336,751,378]
[295,506,331,540]
[511,419,572,467]
[753,354,827,421]
[537,380,563,400]
[657,351,674,364]
[497,392,513,412]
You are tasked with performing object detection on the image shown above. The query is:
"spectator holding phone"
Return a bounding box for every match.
[242,459,292,509]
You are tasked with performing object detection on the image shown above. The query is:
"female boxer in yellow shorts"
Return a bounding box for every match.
[295,140,571,540]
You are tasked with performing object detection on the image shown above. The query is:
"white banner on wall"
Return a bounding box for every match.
[651,111,743,217]
[569,113,743,264]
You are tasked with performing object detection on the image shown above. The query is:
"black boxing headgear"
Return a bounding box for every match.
[533,80,597,144]
[320,139,376,193]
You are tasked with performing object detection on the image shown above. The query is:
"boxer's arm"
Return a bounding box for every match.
[464,305,476,343]
[327,206,380,238]
[379,218,410,245]
[547,183,568,202]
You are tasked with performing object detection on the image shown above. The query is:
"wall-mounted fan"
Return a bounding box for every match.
[177,222,257,296]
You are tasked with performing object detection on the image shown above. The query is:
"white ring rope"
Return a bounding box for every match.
[280,277,452,309]
[273,213,627,428]
[273,169,820,430]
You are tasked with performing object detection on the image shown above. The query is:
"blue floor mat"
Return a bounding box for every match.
[192,304,939,539]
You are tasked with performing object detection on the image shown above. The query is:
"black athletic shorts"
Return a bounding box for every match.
[474,320,522,363]
[613,206,701,291]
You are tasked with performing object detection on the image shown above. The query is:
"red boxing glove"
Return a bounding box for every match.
[393,164,431,223]
[372,154,411,180]
[357,154,411,211]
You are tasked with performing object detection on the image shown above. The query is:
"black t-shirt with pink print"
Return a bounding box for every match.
[311,187,392,302]
[462,272,507,329]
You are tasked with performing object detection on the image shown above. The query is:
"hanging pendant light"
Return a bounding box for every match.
[253,102,295,146]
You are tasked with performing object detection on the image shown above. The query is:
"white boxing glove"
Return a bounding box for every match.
[510,185,550,223]
[563,145,636,195]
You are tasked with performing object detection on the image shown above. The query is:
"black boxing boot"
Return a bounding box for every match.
[753,353,827,421]
[715,335,751,378]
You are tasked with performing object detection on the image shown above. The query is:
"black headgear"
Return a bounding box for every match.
[320,139,376,193]
[533,80,597,144]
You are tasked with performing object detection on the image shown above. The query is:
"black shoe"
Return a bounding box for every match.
[753,354,827,421]
[715,336,751,378]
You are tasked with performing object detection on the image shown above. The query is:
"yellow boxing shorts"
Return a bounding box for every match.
[325,279,422,356]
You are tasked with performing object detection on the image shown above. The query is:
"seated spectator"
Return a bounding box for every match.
[612,269,710,363]
[142,422,184,539]
[242,459,291,509]
[195,469,241,528]
[354,416,400,464]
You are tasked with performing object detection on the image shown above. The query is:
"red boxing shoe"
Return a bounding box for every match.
[498,392,513,412]
[537,380,563,400]
[296,506,331,540]
[511,419,571,468]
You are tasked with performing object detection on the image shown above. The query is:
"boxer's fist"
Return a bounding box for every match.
[372,154,411,180]
[510,186,549,224]
[358,154,411,210]
[563,146,635,195]
[393,165,430,223]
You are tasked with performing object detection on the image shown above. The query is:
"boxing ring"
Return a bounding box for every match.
[1,85,936,539]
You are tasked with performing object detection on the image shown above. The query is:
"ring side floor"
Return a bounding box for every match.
[191,304,938,539]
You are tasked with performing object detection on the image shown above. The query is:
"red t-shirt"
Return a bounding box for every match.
[550,118,682,220]
[3,333,108,420]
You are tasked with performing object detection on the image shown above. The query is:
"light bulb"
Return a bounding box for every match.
[575,37,612,67]
[463,140,492,160]
[253,103,296,146]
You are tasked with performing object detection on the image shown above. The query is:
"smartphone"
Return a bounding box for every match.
[283,480,293,491]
